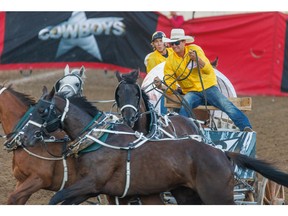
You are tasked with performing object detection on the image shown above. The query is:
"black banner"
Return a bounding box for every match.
[0,12,159,72]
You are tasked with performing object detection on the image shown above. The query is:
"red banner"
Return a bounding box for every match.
[156,12,288,96]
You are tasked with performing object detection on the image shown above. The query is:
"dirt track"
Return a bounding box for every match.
[0,68,288,205]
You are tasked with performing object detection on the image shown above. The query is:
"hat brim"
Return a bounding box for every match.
[163,36,194,44]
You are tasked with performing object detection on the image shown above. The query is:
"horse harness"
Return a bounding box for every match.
[0,87,70,191]
[115,80,142,123]
[115,81,203,141]
[7,94,204,199]
[54,73,84,96]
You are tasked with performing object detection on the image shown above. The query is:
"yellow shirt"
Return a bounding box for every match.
[146,48,173,73]
[164,44,217,94]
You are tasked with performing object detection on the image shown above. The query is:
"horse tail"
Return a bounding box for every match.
[225,152,288,187]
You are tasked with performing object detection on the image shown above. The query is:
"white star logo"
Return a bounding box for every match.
[56,11,102,61]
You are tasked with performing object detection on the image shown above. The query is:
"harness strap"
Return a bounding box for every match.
[21,146,69,191]
[120,104,137,112]
[188,135,203,142]
[85,132,148,150]
[119,147,132,198]
[58,84,77,95]
[80,130,148,199]
[59,158,68,191]
[162,115,170,127]
[0,87,7,95]
[26,120,43,128]
[92,128,141,136]
[61,98,70,124]
[158,127,175,139]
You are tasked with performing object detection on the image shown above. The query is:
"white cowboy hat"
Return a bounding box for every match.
[163,28,194,43]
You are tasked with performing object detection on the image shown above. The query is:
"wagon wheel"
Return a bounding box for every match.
[245,179,257,202]
[257,177,285,205]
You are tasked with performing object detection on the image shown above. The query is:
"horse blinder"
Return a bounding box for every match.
[36,102,62,136]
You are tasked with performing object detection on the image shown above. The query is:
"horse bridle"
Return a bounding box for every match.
[115,81,142,123]
[54,74,83,96]
[32,98,71,139]
[4,98,70,150]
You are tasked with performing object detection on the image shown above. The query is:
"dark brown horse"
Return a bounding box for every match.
[16,87,288,205]
[115,70,202,138]
[53,69,165,205]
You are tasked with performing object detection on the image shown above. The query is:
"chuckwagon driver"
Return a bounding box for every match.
[143,31,174,115]
[154,28,253,132]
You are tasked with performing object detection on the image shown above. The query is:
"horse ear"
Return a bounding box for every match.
[116,71,122,82]
[64,64,70,75]
[47,87,55,100]
[41,86,55,99]
[79,66,86,77]
[42,86,48,95]
[131,70,139,81]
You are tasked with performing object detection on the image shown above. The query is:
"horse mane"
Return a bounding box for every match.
[121,76,135,84]
[63,94,100,117]
[141,89,151,111]
[141,89,150,104]
[0,84,36,106]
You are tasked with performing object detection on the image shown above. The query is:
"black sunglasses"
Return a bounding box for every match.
[170,41,181,46]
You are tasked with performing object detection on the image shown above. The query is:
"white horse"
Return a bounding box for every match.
[54,64,86,98]
[54,64,119,123]
[141,62,237,130]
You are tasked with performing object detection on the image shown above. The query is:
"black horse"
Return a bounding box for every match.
[115,70,202,139]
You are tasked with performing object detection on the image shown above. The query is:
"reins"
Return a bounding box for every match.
[157,52,197,119]
[193,51,217,130]
[151,49,218,129]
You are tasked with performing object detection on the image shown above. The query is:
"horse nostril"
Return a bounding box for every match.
[131,116,137,122]
[128,118,135,128]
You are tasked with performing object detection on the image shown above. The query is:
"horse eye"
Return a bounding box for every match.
[38,107,49,116]
[38,107,45,114]
[75,83,80,87]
